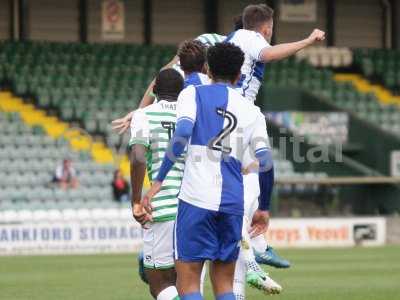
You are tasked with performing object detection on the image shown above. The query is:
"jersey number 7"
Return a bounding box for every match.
[208,108,237,154]
[161,121,176,140]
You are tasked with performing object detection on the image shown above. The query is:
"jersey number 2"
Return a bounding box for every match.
[209,108,237,154]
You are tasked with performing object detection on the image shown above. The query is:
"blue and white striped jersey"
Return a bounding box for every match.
[225,29,271,103]
[184,72,211,88]
[176,83,271,215]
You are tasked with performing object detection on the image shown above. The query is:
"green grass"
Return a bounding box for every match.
[1,246,400,300]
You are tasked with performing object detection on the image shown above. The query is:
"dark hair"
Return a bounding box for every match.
[243,4,274,30]
[233,14,243,30]
[153,68,184,101]
[177,40,206,74]
[207,43,244,83]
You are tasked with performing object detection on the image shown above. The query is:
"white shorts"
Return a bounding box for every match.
[143,221,175,270]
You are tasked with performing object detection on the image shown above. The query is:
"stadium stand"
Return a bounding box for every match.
[0,105,324,211]
[0,93,118,211]
[0,41,176,148]
[0,41,331,212]
[296,46,353,68]
[353,48,400,93]
[264,56,400,138]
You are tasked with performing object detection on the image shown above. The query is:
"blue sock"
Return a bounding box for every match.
[216,292,235,300]
[181,292,203,300]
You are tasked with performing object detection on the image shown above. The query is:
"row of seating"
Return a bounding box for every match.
[353,48,400,92]
[296,46,353,68]
[266,111,348,145]
[0,109,329,209]
[264,59,400,138]
[0,111,116,200]
[0,41,174,139]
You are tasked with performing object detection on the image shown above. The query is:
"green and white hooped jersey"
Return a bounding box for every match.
[129,100,184,222]
[172,33,227,76]
[195,33,227,47]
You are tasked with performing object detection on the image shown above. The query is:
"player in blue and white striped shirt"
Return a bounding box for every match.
[176,40,211,88]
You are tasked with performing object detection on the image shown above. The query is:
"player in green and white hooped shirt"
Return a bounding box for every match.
[130,69,184,300]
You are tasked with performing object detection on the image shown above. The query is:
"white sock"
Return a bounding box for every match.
[157,286,179,300]
[200,262,207,295]
[241,217,264,274]
[251,234,268,253]
[233,249,246,300]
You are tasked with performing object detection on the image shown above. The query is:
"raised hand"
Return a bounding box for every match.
[307,29,326,44]
[111,111,134,134]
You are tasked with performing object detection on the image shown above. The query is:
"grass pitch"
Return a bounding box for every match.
[1,246,400,300]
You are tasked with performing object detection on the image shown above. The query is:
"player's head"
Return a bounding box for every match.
[63,158,71,168]
[242,4,274,42]
[233,14,243,30]
[207,43,244,85]
[177,40,207,75]
[153,68,184,102]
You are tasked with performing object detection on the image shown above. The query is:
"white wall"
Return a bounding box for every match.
[152,0,204,44]
[87,0,143,43]
[335,0,383,48]
[275,0,327,45]
[28,0,79,42]
[0,0,10,40]
[1,0,385,47]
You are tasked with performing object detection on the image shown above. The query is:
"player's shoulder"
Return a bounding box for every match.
[136,101,174,116]
[232,29,265,43]
[198,73,211,84]
[180,84,196,95]
[137,102,158,114]
[178,85,197,102]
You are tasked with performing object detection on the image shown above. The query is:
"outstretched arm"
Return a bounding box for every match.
[260,29,325,62]
[111,55,180,133]
[139,55,180,108]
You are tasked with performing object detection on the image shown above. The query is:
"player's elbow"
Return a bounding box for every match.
[260,160,273,172]
[256,150,273,172]
[261,47,289,62]
[260,49,277,62]
[175,119,194,138]
[175,127,192,138]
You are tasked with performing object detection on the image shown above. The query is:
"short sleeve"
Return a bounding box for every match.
[245,31,271,61]
[172,62,184,77]
[250,112,271,155]
[129,109,150,147]
[176,86,197,124]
